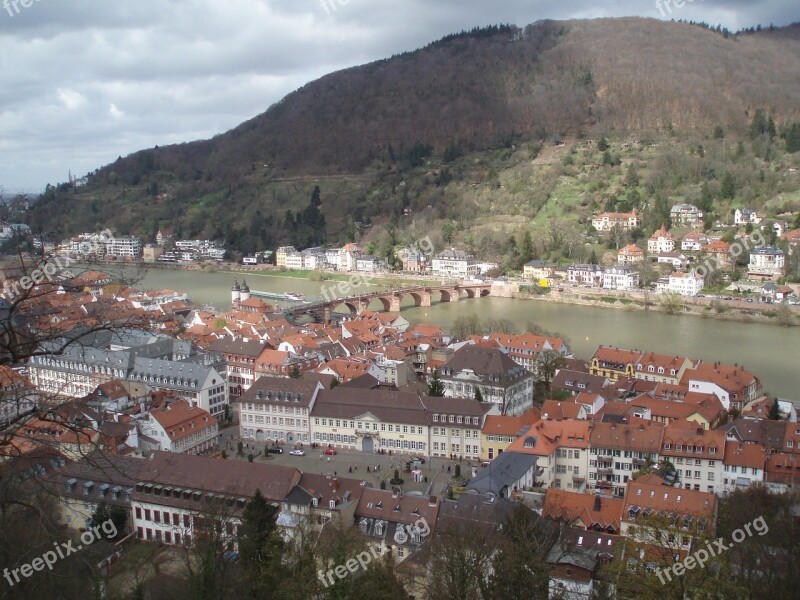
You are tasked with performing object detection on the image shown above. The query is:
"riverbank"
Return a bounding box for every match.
[98,260,799,326]
[516,285,800,327]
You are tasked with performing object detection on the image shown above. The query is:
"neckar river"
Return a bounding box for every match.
[121,267,798,399]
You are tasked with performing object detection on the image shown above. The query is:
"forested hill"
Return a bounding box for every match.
[26,18,800,251]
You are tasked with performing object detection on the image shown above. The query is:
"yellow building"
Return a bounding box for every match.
[480,408,542,462]
[276,246,296,268]
[523,260,554,281]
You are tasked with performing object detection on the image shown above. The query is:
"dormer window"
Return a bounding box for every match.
[329,500,336,509]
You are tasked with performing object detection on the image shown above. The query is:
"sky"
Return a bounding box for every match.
[0,0,797,193]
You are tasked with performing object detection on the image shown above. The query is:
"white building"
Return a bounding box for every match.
[105,236,142,259]
[670,203,703,227]
[602,265,639,291]
[748,247,785,277]
[648,225,676,254]
[137,399,219,454]
[356,255,381,272]
[667,271,704,297]
[236,377,324,445]
[284,251,304,270]
[431,249,478,280]
[734,208,761,226]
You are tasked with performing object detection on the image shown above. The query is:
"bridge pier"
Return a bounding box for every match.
[389,295,402,312]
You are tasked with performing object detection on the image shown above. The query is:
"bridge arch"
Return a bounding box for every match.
[463,288,477,299]
[438,289,455,303]
[408,292,424,307]
[480,288,491,297]
[366,296,392,312]
[338,301,360,315]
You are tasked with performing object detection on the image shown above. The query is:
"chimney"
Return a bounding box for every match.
[429,496,438,507]
[594,494,602,512]
[332,478,338,492]
[392,488,399,499]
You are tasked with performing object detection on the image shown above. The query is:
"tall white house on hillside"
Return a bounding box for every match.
[748,247,785,277]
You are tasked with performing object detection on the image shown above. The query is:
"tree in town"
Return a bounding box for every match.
[451,313,483,339]
[768,398,781,420]
[488,505,554,599]
[484,318,518,335]
[423,503,503,600]
[237,489,286,598]
[91,501,127,539]
[533,349,566,402]
[427,369,445,397]
[601,512,743,600]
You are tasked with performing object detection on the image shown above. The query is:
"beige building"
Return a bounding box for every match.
[311,389,430,455]
[49,452,144,534]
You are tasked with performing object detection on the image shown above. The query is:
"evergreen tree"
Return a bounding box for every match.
[750,109,768,139]
[474,387,483,402]
[721,172,736,199]
[518,230,534,267]
[785,123,800,153]
[91,502,127,538]
[625,163,639,187]
[768,399,781,420]
[427,369,445,397]
[238,490,284,597]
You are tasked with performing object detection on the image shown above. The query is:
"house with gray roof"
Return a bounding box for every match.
[438,346,534,416]
[466,451,542,498]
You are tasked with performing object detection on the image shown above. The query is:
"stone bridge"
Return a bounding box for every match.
[288,283,494,323]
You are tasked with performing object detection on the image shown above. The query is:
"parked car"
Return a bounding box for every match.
[289,449,305,456]
[323,447,337,455]
[267,447,283,454]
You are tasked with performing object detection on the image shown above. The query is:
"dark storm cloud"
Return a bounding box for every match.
[0,0,796,190]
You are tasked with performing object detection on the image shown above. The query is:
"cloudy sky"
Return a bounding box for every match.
[0,0,796,192]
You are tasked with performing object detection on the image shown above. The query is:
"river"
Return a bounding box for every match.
[118,266,798,399]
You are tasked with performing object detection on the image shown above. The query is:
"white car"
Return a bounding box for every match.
[289,449,305,456]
